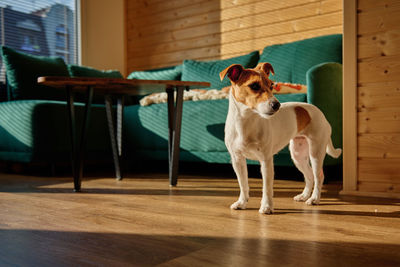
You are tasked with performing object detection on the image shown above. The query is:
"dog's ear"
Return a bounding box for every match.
[219,64,244,82]
[256,62,275,77]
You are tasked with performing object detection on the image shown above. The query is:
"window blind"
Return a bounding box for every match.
[0,0,78,86]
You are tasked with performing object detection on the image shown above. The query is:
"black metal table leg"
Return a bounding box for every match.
[66,86,77,188]
[167,88,174,164]
[117,96,124,164]
[66,86,93,192]
[167,86,186,186]
[105,95,124,180]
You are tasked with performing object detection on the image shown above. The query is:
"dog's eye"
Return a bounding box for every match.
[249,83,260,91]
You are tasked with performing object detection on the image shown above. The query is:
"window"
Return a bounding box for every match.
[56,25,68,50]
[0,0,78,81]
[21,34,41,52]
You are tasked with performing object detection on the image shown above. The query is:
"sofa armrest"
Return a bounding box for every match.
[306,62,342,155]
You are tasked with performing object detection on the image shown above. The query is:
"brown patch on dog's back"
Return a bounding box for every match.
[295,106,311,132]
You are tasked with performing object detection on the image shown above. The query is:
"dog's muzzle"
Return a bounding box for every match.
[270,100,280,112]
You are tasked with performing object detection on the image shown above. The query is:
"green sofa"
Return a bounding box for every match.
[0,34,342,171]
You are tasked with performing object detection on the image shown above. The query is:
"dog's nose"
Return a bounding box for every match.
[271,101,280,111]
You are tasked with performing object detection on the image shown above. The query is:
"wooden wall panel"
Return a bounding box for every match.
[358,109,400,134]
[357,0,400,197]
[358,55,400,83]
[126,0,343,72]
[358,82,400,110]
[358,29,400,60]
[358,134,400,158]
[358,159,400,193]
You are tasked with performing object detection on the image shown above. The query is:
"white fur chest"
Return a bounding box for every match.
[225,93,272,161]
[233,139,265,161]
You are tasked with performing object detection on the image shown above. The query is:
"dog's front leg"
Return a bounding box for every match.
[230,154,249,210]
[259,159,274,214]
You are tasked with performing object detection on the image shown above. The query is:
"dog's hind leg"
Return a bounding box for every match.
[230,154,249,210]
[289,137,314,202]
[306,140,327,205]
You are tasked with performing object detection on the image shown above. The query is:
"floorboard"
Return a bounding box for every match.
[0,172,399,266]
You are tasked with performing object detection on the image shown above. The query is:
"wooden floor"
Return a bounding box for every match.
[0,172,399,266]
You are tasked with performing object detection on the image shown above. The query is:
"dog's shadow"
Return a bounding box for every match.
[206,123,225,141]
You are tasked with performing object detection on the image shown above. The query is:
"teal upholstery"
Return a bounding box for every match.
[68,64,123,78]
[126,65,183,104]
[0,100,111,163]
[1,46,70,100]
[259,34,342,84]
[181,51,259,89]
[127,65,182,81]
[307,62,342,165]
[123,94,307,165]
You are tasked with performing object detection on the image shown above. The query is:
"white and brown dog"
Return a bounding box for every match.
[220,63,341,214]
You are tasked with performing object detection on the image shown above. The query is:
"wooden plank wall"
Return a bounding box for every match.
[126,0,342,72]
[357,0,400,195]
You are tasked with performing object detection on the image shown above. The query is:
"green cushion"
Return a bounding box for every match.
[127,65,182,81]
[181,51,260,89]
[1,46,70,100]
[275,93,306,103]
[68,64,123,78]
[307,62,342,165]
[126,65,183,105]
[259,34,342,84]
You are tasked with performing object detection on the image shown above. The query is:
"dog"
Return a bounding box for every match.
[220,62,342,214]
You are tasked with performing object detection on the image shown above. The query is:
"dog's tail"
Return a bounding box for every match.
[326,138,342,158]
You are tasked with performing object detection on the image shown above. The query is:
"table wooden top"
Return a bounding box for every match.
[38,76,211,95]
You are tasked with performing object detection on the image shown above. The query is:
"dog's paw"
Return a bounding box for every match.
[230,200,247,210]
[259,205,274,214]
[293,193,310,202]
[305,196,320,206]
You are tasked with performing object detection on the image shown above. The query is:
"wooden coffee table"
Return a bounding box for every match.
[38,77,210,191]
